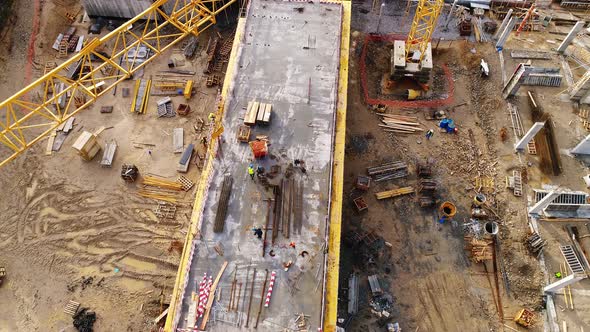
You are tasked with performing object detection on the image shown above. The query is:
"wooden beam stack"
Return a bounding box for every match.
[142,176,184,191]
[464,236,493,262]
[375,186,414,200]
[378,114,423,134]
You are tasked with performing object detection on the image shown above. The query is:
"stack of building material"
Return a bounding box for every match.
[173,128,184,153]
[142,176,184,190]
[256,103,272,125]
[375,187,414,200]
[48,117,76,154]
[177,176,194,191]
[214,175,233,233]
[204,36,219,74]
[99,141,117,167]
[367,161,408,182]
[184,36,199,59]
[157,97,175,117]
[178,143,194,173]
[464,236,493,262]
[155,202,177,219]
[348,274,359,315]
[244,101,273,126]
[525,231,546,257]
[368,275,383,296]
[72,131,101,161]
[378,113,424,134]
[139,175,186,203]
[138,190,178,203]
[131,79,152,114]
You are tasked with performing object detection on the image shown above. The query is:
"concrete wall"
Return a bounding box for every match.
[82,0,153,19]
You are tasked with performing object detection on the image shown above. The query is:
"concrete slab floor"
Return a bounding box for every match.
[177,0,343,330]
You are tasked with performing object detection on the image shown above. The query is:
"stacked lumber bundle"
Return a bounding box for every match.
[464,236,493,263]
[142,176,184,191]
[137,189,178,203]
[375,186,414,200]
[378,114,423,134]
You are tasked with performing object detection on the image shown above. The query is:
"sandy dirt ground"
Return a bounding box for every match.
[0,1,233,331]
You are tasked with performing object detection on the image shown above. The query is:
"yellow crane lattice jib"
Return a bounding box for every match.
[0,0,236,168]
[405,0,443,63]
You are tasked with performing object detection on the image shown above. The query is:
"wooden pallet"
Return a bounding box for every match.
[513,170,523,197]
[59,39,68,58]
[64,300,80,316]
[155,202,177,219]
[474,176,494,190]
[527,139,537,155]
[177,176,194,191]
[237,125,250,142]
[582,119,590,132]
[206,74,220,87]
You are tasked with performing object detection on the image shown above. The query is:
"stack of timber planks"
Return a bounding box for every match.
[378,113,423,134]
[375,186,414,200]
[244,101,272,126]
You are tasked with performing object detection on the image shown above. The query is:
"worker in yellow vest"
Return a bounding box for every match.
[248,164,255,180]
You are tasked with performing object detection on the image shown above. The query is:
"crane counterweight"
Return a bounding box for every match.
[391,0,443,84]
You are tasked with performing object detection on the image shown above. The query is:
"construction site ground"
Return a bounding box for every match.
[174,0,344,330]
[0,0,231,330]
[2,0,590,332]
[338,1,590,332]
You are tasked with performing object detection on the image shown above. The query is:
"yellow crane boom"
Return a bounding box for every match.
[0,0,235,168]
[405,0,443,63]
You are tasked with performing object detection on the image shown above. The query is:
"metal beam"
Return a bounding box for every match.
[0,0,236,168]
[557,21,585,54]
[529,189,558,215]
[514,122,544,152]
[493,9,513,40]
[543,273,587,293]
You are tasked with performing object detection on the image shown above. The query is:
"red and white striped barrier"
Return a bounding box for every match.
[197,274,207,317]
[264,271,277,307]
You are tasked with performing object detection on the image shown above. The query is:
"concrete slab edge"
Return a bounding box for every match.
[323,1,350,332]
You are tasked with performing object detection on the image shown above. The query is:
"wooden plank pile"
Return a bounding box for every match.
[139,175,189,203]
[464,236,493,262]
[244,101,272,126]
[142,176,185,191]
[378,113,423,134]
[375,186,414,200]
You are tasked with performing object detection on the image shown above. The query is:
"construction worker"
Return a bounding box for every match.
[425,129,434,140]
[248,164,255,180]
[555,272,562,279]
[256,166,265,178]
[253,227,263,239]
[208,112,216,122]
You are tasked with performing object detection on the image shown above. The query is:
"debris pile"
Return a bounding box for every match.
[73,308,97,332]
